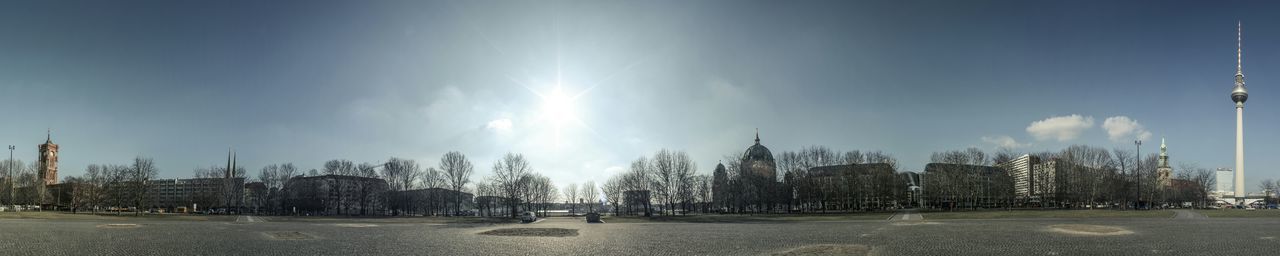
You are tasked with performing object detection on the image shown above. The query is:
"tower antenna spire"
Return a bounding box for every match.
[1237,20,1243,75]
[755,128,760,144]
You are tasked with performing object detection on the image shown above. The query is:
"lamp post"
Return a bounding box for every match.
[1135,140,1142,210]
[8,145,14,206]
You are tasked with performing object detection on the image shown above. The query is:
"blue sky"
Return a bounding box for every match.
[1,0,1278,192]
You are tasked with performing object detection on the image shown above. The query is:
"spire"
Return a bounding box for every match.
[1237,20,1242,76]
[754,128,760,144]
[1160,137,1167,154]
[225,149,232,180]
[45,128,51,143]
[1232,21,1249,105]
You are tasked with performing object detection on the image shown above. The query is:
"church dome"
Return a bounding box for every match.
[740,131,776,179]
[742,143,775,163]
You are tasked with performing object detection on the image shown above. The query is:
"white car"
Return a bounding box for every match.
[520,211,537,223]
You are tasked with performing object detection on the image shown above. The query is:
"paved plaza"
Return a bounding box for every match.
[1,214,1278,255]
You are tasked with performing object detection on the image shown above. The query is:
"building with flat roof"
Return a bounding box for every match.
[806,163,901,210]
[996,154,1039,199]
[387,187,474,215]
[1215,168,1234,196]
[280,174,389,216]
[922,163,1014,208]
[146,177,244,211]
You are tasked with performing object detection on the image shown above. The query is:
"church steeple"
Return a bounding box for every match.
[1158,137,1169,168]
[754,128,760,144]
[1160,137,1167,154]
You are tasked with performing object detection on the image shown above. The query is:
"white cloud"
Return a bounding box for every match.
[1026,114,1095,142]
[1102,116,1152,142]
[486,118,513,133]
[981,135,1030,149]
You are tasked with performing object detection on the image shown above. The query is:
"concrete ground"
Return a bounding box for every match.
[1,214,1278,255]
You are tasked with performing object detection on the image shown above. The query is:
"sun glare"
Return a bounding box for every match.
[532,84,590,148]
[542,86,576,126]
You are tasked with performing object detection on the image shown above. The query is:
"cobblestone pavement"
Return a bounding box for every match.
[1,216,1277,255]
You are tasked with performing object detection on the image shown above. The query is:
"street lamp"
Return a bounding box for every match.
[1135,140,1142,210]
[8,145,14,206]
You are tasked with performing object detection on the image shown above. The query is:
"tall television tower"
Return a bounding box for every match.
[1231,21,1249,201]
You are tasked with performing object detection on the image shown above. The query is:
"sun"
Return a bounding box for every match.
[530,84,591,147]
[541,85,576,126]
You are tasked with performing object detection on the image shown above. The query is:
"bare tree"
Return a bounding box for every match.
[277,163,298,183]
[582,181,599,213]
[525,174,557,216]
[322,160,356,215]
[422,167,445,215]
[842,150,864,165]
[696,174,712,213]
[258,164,280,190]
[603,176,623,216]
[564,183,578,214]
[377,159,410,215]
[1260,179,1277,202]
[129,157,158,216]
[101,164,130,214]
[1,159,25,205]
[863,151,898,170]
[338,162,375,215]
[439,151,474,215]
[651,149,676,215]
[491,153,532,217]
[82,164,107,213]
[624,157,653,216]
[993,148,1018,165]
[673,151,696,214]
[382,158,420,191]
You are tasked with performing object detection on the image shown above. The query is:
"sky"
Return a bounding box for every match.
[1,0,1278,192]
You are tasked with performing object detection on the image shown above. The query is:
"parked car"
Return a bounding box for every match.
[520,211,538,223]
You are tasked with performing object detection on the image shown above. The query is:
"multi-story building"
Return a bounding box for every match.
[922,163,1014,208]
[805,163,900,210]
[146,177,244,211]
[1031,160,1058,197]
[243,182,268,214]
[1215,168,1234,196]
[280,174,389,216]
[996,154,1039,199]
[386,187,474,215]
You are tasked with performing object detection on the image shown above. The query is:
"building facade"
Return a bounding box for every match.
[996,154,1039,199]
[922,163,1014,208]
[1215,168,1234,196]
[146,177,245,211]
[387,187,474,215]
[37,132,58,186]
[805,163,901,210]
[280,174,389,216]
